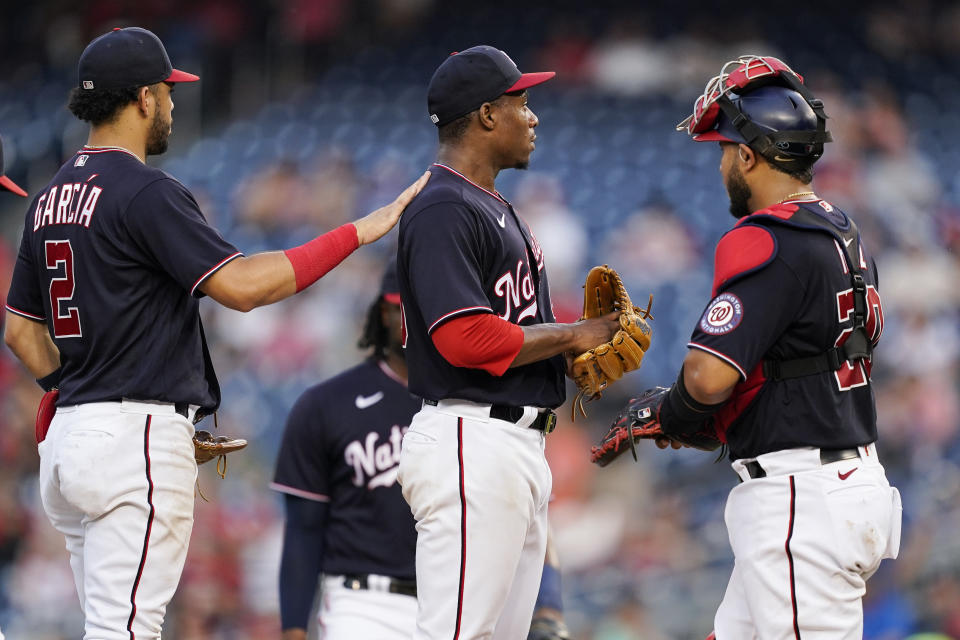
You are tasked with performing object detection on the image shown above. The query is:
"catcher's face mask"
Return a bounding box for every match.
[677,55,802,136]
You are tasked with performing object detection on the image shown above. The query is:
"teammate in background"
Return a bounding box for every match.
[272,263,571,640]
[2,27,427,639]
[615,56,901,637]
[0,134,27,640]
[396,46,617,640]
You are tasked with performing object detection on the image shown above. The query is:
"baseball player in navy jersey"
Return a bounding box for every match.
[2,27,426,639]
[272,263,572,640]
[0,134,27,640]
[608,56,902,639]
[395,46,618,640]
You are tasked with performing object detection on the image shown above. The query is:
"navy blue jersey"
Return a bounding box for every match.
[689,200,883,459]
[5,146,241,409]
[397,163,565,408]
[271,359,421,579]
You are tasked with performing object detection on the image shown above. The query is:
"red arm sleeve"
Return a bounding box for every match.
[283,223,359,292]
[431,313,525,377]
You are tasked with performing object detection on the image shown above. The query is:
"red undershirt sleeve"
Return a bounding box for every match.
[431,313,525,377]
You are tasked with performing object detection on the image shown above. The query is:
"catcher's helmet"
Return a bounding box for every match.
[678,55,832,167]
[695,85,830,164]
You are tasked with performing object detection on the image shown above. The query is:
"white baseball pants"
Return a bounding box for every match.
[317,574,418,639]
[714,444,902,640]
[398,399,552,640]
[38,400,198,640]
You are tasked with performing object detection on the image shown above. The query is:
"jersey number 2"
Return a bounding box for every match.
[45,240,82,338]
[834,285,882,391]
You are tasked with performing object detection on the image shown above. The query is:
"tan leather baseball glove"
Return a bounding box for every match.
[194,430,248,478]
[570,265,653,420]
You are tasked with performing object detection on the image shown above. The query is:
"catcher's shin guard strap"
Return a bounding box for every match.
[660,367,725,436]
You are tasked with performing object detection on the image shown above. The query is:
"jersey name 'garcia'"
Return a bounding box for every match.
[397,164,565,409]
[690,200,884,459]
[6,147,241,409]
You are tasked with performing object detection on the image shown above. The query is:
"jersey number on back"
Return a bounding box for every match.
[44,240,82,338]
[833,285,882,391]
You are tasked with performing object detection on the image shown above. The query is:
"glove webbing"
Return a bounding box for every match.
[571,294,654,421]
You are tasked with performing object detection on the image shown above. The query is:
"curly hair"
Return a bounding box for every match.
[67,85,152,126]
[358,297,389,359]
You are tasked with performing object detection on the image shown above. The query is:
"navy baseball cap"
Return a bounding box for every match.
[0,137,26,197]
[380,261,401,305]
[78,27,199,91]
[427,45,555,127]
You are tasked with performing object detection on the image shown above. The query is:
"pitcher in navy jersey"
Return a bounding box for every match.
[395,46,618,640]
[609,56,901,639]
[273,263,571,640]
[2,27,426,639]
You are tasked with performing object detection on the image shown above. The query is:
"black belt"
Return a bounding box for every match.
[744,447,861,480]
[342,573,417,597]
[175,402,189,418]
[423,399,557,433]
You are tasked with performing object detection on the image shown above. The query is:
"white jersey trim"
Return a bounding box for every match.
[377,360,406,386]
[432,163,508,204]
[79,145,142,162]
[428,306,493,334]
[190,252,244,296]
[269,482,331,503]
[4,304,45,321]
[687,341,748,379]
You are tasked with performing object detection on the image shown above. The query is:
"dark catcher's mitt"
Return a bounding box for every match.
[590,386,722,467]
[194,430,248,477]
[570,265,653,420]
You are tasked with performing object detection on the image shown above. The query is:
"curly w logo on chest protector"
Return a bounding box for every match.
[495,259,538,323]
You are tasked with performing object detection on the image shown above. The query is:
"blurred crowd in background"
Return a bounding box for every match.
[1,1,959,638]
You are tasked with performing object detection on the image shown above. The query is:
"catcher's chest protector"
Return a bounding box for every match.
[743,203,874,382]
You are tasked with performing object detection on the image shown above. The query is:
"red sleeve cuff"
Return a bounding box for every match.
[284,224,359,292]
[432,313,524,376]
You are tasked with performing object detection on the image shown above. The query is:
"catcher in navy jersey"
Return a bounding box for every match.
[2,28,426,639]
[592,56,902,639]
[273,263,571,640]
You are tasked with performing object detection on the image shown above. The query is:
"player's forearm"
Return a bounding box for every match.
[3,314,60,379]
[515,313,621,368]
[279,495,327,632]
[514,315,619,367]
[200,251,298,311]
[511,323,578,367]
[281,629,307,640]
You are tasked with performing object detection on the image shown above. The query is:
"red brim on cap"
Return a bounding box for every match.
[506,71,556,93]
[691,130,736,143]
[0,175,27,197]
[166,68,200,83]
[383,293,401,305]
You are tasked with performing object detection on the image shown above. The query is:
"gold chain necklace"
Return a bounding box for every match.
[779,191,816,203]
